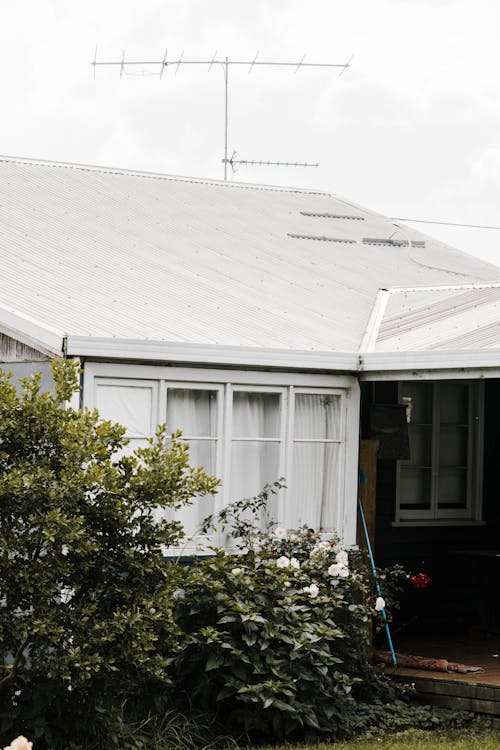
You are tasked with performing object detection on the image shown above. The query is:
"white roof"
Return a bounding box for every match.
[371,284,500,352]
[1,155,500,371]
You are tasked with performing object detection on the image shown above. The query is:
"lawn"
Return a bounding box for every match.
[257,725,500,750]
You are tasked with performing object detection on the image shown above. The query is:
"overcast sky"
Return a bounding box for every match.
[1,0,500,266]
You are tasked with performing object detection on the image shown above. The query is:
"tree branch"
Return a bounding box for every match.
[0,637,29,689]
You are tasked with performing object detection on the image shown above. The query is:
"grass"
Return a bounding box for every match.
[256,724,500,750]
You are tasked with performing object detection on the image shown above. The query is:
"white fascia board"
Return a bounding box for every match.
[66,337,500,376]
[0,303,64,357]
[360,349,500,378]
[66,336,360,372]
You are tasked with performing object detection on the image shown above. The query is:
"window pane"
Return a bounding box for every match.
[289,443,340,529]
[439,425,468,467]
[230,441,280,515]
[440,383,468,424]
[185,439,217,475]
[167,389,217,437]
[157,492,215,542]
[232,392,280,438]
[294,394,341,439]
[96,383,153,436]
[159,438,217,541]
[399,467,431,511]
[406,425,432,466]
[401,382,432,424]
[438,468,467,508]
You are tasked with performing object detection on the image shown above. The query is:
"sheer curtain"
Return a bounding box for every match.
[288,393,341,530]
[230,391,281,518]
[164,388,218,543]
[95,382,155,457]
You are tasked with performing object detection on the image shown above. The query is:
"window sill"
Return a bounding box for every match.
[392,519,485,528]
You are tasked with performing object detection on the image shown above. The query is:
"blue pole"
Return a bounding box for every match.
[358,472,397,666]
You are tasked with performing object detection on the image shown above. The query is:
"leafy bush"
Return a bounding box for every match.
[169,485,436,742]
[0,361,218,749]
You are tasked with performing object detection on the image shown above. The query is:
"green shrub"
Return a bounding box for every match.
[0,361,218,749]
[169,486,428,742]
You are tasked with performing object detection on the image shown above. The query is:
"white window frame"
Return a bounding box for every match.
[288,387,346,533]
[395,379,484,526]
[224,384,288,524]
[82,362,360,545]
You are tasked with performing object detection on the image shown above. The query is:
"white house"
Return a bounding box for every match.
[2,155,500,584]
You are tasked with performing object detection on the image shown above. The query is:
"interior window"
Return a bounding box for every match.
[397,380,483,523]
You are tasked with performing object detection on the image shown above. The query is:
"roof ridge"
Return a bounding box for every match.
[0,153,334,197]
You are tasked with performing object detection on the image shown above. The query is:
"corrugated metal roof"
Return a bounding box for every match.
[1,155,499,357]
[375,285,500,351]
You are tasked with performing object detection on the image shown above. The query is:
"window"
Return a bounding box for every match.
[87,364,358,549]
[396,380,484,524]
[290,392,342,529]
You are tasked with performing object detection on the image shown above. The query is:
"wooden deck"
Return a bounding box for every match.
[379,636,500,716]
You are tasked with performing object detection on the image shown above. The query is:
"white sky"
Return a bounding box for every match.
[1,0,500,266]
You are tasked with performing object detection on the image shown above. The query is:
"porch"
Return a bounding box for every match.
[379,635,500,718]
[359,377,500,717]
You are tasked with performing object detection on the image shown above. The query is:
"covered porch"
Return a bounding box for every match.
[359,374,500,714]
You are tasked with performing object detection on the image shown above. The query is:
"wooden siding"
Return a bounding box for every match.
[0,332,50,362]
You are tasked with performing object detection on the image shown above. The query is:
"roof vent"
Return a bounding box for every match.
[300,211,365,220]
[362,237,426,248]
[363,237,408,247]
[288,233,357,244]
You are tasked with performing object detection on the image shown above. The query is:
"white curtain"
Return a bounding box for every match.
[287,394,341,531]
[230,391,281,518]
[163,389,218,545]
[95,383,153,436]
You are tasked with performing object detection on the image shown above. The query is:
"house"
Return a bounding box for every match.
[2,155,500,628]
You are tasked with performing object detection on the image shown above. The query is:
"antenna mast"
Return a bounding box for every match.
[92,51,352,180]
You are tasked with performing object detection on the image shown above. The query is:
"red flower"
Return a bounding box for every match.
[410,572,431,589]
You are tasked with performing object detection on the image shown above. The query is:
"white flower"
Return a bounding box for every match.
[290,557,300,569]
[335,550,349,566]
[273,526,287,539]
[284,581,291,588]
[231,567,243,576]
[338,567,349,578]
[5,738,33,750]
[327,563,343,577]
[276,555,290,568]
[289,534,298,542]
[318,540,331,550]
[375,596,386,612]
[303,583,320,598]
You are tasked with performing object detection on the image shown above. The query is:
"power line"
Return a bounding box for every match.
[392,217,500,231]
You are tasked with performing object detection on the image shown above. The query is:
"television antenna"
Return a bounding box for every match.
[223,151,319,176]
[92,50,353,180]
